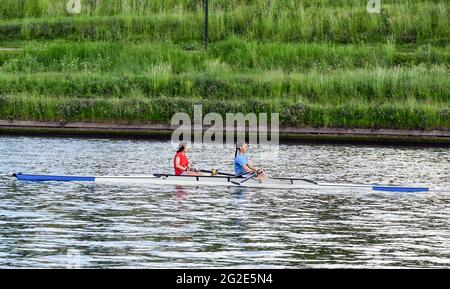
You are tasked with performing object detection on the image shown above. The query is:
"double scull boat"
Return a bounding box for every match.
[12,173,429,192]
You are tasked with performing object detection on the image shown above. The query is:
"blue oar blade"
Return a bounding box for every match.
[372,186,429,192]
[14,173,95,182]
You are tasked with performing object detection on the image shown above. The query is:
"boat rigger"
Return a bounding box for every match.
[12,173,429,192]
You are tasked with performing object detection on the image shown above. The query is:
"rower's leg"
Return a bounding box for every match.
[186,171,202,176]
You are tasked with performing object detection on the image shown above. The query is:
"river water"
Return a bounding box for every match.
[0,136,449,268]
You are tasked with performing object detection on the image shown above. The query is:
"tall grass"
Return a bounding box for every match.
[0,0,440,19]
[0,50,19,66]
[0,0,448,131]
[1,40,449,73]
[0,94,447,129]
[0,2,448,44]
[0,66,447,103]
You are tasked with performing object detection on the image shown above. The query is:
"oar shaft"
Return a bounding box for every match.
[199,169,235,177]
[241,172,257,182]
[231,172,258,185]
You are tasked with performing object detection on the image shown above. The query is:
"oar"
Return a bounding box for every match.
[235,171,249,177]
[231,172,257,185]
[199,169,231,176]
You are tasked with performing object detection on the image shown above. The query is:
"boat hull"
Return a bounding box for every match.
[13,173,429,192]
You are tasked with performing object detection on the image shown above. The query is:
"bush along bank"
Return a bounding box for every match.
[0,95,448,130]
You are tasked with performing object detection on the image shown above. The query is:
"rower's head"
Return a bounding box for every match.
[236,142,249,154]
[177,141,189,153]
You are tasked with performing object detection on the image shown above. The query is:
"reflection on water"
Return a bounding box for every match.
[0,136,449,268]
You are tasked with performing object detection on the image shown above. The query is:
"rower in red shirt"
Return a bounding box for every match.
[174,141,202,176]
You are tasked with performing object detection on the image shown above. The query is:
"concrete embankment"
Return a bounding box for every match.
[1,120,449,146]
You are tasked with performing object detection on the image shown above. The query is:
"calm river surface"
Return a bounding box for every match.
[0,136,449,268]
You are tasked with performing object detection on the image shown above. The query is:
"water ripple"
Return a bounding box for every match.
[0,136,449,268]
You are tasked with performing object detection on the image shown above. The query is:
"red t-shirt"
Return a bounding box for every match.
[174,152,189,175]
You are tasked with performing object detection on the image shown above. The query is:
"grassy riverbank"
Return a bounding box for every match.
[0,0,448,130]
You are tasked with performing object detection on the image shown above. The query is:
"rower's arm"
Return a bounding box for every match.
[247,162,258,171]
[242,164,254,173]
[175,157,187,171]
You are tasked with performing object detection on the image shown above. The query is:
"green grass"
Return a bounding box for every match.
[0,0,442,19]
[0,0,448,131]
[1,39,449,73]
[0,66,448,103]
[0,2,448,44]
[0,94,447,129]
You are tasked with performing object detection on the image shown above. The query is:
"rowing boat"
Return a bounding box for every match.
[12,173,429,192]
